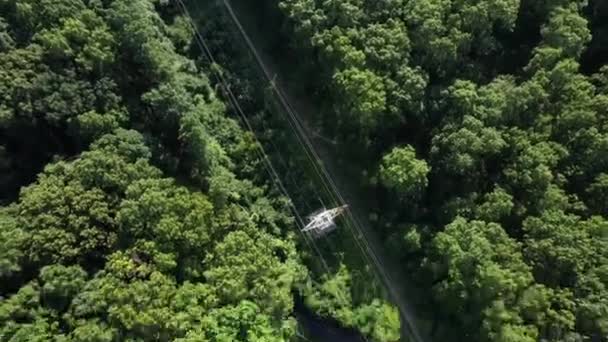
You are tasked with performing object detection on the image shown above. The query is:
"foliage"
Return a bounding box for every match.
[380,145,429,198]
[265,0,608,339]
[303,264,400,341]
[0,0,310,340]
[3,0,608,339]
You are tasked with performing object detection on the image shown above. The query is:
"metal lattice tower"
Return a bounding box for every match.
[302,205,348,238]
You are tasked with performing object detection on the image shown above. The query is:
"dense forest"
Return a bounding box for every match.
[244,0,608,341]
[1,0,608,341]
[0,0,400,341]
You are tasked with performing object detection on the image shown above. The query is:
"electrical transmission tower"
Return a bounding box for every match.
[302,205,348,238]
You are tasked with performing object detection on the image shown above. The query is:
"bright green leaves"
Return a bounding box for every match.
[0,45,45,124]
[204,229,305,318]
[35,9,115,73]
[523,211,596,287]
[0,206,24,279]
[16,130,158,266]
[71,270,179,340]
[333,67,386,134]
[117,178,215,278]
[73,135,160,195]
[304,264,353,321]
[504,140,567,195]
[0,17,14,52]
[0,1,310,341]
[107,0,189,83]
[353,300,400,342]
[280,0,425,142]
[275,0,608,340]
[312,26,365,67]
[587,173,608,215]
[521,211,608,339]
[540,5,591,59]
[39,265,87,312]
[1,127,306,340]
[12,0,87,30]
[380,145,429,198]
[0,283,43,327]
[404,0,465,71]
[481,300,538,342]
[427,218,535,339]
[166,15,195,53]
[0,27,122,197]
[108,0,243,195]
[432,115,507,176]
[74,109,128,144]
[278,0,326,38]
[429,218,532,310]
[0,266,87,341]
[91,128,153,162]
[195,300,292,341]
[68,321,115,342]
[18,172,116,265]
[302,264,400,342]
[320,0,364,27]
[404,0,520,74]
[475,187,514,222]
[390,65,428,115]
[575,264,608,339]
[359,19,410,70]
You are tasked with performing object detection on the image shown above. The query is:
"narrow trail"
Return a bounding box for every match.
[218,1,431,341]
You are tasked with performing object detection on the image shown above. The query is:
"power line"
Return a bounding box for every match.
[171,2,423,341]
[215,0,380,280]
[174,5,382,342]
[173,0,329,227]
[217,0,382,295]
[171,0,331,276]
[215,1,426,342]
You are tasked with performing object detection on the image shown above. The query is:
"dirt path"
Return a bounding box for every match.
[219,1,431,341]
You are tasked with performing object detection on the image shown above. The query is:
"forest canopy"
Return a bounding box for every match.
[0,0,403,340]
[253,0,608,340]
[0,0,315,340]
[2,0,608,340]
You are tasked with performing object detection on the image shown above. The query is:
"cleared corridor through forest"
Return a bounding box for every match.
[217,1,430,341]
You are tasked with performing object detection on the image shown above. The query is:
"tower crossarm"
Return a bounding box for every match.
[302,205,348,232]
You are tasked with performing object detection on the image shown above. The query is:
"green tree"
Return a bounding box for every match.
[39,264,87,312]
[540,4,591,59]
[333,67,386,136]
[475,187,514,222]
[17,130,158,266]
[204,228,305,318]
[426,218,534,339]
[0,206,24,279]
[431,115,507,176]
[379,145,430,198]
[117,178,215,279]
[353,299,400,342]
[267,0,608,339]
[523,211,596,287]
[587,173,608,215]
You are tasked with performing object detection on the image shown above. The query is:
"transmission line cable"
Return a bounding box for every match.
[214,3,373,290]
[214,0,378,282]
[217,0,380,285]
[172,0,337,281]
[173,3,379,342]
[171,0,390,340]
[215,1,425,341]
